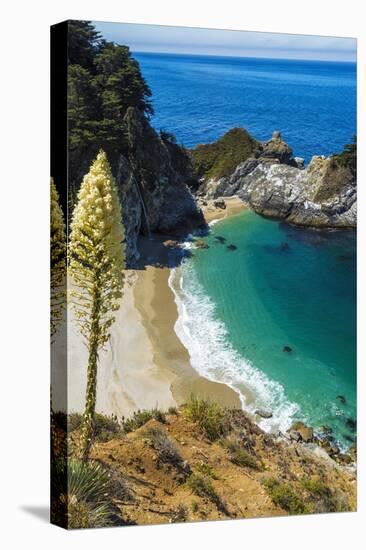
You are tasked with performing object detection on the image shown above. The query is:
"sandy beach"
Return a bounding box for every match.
[66,197,247,419]
[202,195,248,223]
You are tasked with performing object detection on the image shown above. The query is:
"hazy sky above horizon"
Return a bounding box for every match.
[93,21,356,62]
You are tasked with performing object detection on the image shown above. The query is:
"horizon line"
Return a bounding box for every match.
[131,48,357,64]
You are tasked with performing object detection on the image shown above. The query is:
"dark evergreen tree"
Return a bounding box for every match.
[67,20,154,191]
[68,20,102,70]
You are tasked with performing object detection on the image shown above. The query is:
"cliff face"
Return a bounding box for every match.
[198,132,356,229]
[115,108,205,263]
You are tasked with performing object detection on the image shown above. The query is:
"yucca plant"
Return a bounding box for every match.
[51,458,115,529]
[69,150,125,461]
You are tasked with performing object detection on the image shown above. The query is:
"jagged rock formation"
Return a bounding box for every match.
[197,131,356,229]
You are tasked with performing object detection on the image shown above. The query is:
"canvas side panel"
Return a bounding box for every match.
[50,20,68,530]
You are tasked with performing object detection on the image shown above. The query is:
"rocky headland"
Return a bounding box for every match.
[70,109,356,265]
[195,130,356,230]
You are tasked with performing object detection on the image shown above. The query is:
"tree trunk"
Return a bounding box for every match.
[80,284,100,462]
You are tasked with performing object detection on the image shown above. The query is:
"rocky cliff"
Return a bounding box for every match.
[70,107,205,265]
[197,131,357,229]
[115,108,205,263]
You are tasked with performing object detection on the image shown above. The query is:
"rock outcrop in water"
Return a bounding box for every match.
[197,131,356,229]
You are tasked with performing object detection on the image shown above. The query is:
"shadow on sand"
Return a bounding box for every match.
[132,233,197,270]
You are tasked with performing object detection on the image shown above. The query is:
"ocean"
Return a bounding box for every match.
[135,51,357,448]
[135,52,356,162]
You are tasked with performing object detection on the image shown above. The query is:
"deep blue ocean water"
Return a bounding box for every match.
[135,52,356,162]
[135,51,356,448]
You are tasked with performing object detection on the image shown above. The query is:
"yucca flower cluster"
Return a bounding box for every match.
[68,150,125,460]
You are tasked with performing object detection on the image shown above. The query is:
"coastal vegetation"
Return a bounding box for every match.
[185,395,229,441]
[333,135,357,176]
[51,402,355,527]
[51,458,120,528]
[69,150,125,461]
[68,21,153,189]
[190,127,261,180]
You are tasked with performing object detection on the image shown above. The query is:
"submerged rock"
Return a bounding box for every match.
[336,395,347,405]
[319,425,333,435]
[283,346,293,353]
[345,418,357,432]
[226,244,238,251]
[214,235,226,244]
[255,409,273,419]
[195,240,209,249]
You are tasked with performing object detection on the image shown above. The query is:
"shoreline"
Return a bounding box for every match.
[134,266,242,409]
[66,200,246,419]
[65,200,356,464]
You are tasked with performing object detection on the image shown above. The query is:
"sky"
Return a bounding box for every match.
[93,21,356,62]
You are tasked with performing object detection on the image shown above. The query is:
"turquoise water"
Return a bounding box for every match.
[170,212,356,448]
[134,51,356,448]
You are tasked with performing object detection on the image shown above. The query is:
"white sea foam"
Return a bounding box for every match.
[168,263,300,434]
[208,218,221,227]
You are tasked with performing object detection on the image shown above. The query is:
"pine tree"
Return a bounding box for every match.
[50,178,67,339]
[69,151,125,461]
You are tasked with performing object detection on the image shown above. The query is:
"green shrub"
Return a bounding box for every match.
[186,395,229,441]
[168,406,179,415]
[231,449,259,469]
[190,128,261,180]
[197,463,220,479]
[123,408,166,432]
[143,427,184,469]
[301,479,350,513]
[221,439,260,469]
[191,500,199,513]
[67,412,122,442]
[187,474,228,514]
[333,136,356,176]
[263,478,308,515]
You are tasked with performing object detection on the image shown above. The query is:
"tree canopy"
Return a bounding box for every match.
[67,20,153,187]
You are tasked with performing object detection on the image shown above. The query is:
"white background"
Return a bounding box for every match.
[1,0,364,548]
